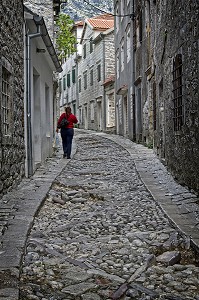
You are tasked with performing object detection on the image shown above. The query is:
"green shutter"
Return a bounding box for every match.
[67,73,70,87]
[72,69,76,83]
[63,76,66,90]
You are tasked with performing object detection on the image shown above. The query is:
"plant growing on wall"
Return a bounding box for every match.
[56,13,77,59]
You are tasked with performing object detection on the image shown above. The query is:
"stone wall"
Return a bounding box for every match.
[153,0,199,193]
[0,0,25,197]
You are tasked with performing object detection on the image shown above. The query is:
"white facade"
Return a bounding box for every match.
[59,23,83,118]
[24,9,62,175]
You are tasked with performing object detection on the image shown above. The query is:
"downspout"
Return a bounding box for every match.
[132,0,136,141]
[26,22,42,177]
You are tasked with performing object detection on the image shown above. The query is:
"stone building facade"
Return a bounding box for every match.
[152,0,199,192]
[0,0,25,196]
[78,14,115,132]
[59,21,84,117]
[114,0,199,193]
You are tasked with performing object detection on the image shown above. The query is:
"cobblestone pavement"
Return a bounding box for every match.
[0,130,198,300]
[18,131,198,300]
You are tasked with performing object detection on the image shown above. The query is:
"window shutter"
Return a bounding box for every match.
[63,75,66,90]
[72,69,76,83]
[67,73,70,87]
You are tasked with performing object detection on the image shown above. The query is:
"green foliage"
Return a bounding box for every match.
[56,13,77,59]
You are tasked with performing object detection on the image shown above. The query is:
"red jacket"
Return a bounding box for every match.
[57,113,78,129]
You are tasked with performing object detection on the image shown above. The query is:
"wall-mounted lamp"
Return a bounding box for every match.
[36,48,46,53]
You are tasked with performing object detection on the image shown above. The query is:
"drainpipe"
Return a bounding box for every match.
[132,0,136,141]
[26,21,42,177]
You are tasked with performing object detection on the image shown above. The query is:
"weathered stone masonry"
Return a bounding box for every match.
[153,0,199,192]
[0,1,25,197]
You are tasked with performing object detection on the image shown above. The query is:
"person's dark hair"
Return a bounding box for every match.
[65,106,71,114]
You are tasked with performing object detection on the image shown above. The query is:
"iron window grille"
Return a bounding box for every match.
[172,54,183,131]
[2,67,11,135]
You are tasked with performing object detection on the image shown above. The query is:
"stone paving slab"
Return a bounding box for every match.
[0,129,198,299]
[96,131,199,252]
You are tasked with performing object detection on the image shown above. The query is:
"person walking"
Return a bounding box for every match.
[56,106,78,159]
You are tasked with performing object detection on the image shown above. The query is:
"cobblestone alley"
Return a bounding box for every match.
[0,130,198,300]
[18,131,199,300]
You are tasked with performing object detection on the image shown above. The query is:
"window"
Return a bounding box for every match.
[172,54,183,131]
[2,67,11,135]
[78,78,81,92]
[90,101,94,121]
[83,44,86,58]
[90,38,93,53]
[138,9,143,43]
[72,69,76,83]
[67,73,70,87]
[63,75,66,90]
[84,72,87,89]
[97,64,101,81]
[90,69,93,86]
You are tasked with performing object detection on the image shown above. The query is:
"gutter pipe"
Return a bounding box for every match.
[26,15,62,177]
[26,22,41,177]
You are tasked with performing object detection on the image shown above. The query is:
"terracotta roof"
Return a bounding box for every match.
[102,75,115,86]
[92,13,114,20]
[87,13,114,30]
[75,20,84,26]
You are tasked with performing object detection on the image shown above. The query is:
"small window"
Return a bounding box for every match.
[90,101,94,121]
[97,64,101,82]
[84,72,87,89]
[67,73,70,87]
[2,67,11,135]
[90,69,93,86]
[83,44,86,58]
[138,9,143,43]
[63,75,66,90]
[78,78,81,92]
[72,69,76,83]
[90,38,93,53]
[172,54,183,131]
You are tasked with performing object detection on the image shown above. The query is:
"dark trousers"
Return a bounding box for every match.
[60,128,74,158]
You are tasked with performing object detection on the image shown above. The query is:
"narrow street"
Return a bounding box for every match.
[18,130,199,300]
